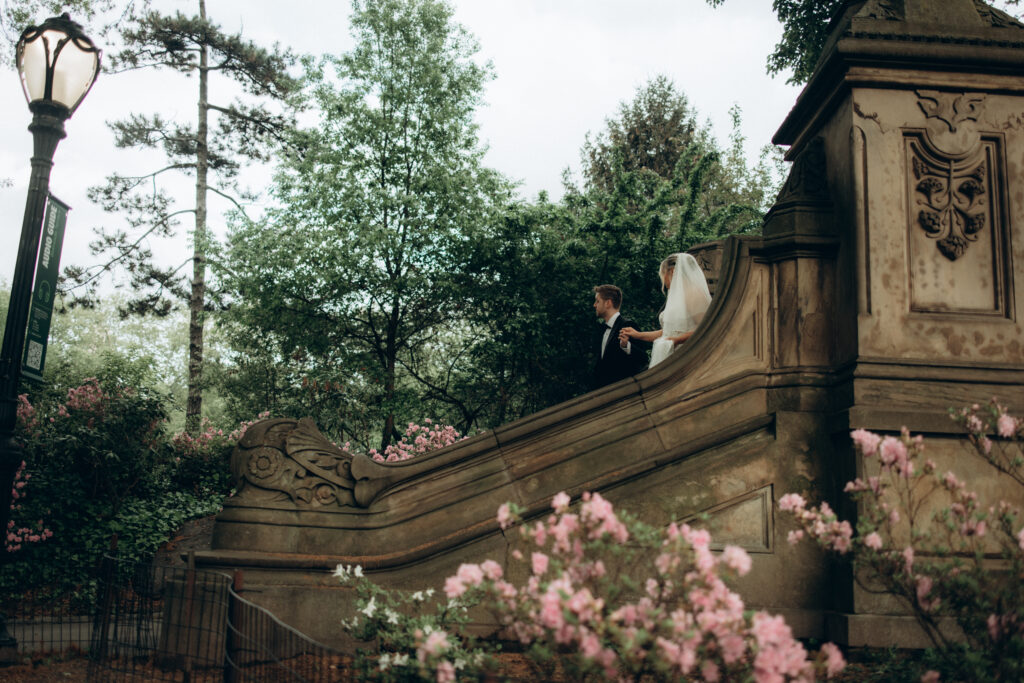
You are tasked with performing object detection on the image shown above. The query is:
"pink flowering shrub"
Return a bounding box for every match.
[368,419,465,463]
[169,411,271,495]
[951,399,1024,486]
[471,492,843,681]
[782,412,1024,681]
[335,492,844,682]
[6,461,53,553]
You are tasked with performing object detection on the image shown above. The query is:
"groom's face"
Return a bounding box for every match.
[594,293,614,321]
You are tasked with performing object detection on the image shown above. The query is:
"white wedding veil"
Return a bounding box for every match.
[661,252,712,337]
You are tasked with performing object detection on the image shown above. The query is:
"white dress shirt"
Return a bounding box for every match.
[601,311,631,357]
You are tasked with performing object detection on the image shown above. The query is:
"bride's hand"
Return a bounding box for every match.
[618,327,637,343]
[671,331,693,347]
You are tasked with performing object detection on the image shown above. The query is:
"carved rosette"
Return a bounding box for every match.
[908,136,990,261]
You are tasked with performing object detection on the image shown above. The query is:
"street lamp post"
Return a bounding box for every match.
[0,13,100,657]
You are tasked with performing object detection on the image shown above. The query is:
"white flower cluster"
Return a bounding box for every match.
[332,563,364,583]
[378,652,411,671]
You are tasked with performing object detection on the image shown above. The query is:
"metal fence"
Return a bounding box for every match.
[4,554,354,682]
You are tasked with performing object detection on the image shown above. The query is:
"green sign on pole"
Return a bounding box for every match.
[22,194,69,383]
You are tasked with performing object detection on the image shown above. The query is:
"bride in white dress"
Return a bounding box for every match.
[619,253,712,369]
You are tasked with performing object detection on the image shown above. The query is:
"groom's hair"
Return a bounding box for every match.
[593,285,622,309]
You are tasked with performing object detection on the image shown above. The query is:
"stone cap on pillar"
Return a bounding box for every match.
[774,0,1024,156]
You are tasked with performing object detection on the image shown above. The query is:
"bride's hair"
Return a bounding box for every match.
[659,254,677,293]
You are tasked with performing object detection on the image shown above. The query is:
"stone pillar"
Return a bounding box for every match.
[774,0,1024,646]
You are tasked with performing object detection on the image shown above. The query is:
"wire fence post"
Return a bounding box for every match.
[182,550,197,682]
[90,534,118,664]
[223,569,243,683]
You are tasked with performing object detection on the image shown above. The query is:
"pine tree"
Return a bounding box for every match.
[61,0,299,433]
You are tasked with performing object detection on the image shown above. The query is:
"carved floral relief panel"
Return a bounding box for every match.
[904,130,1010,316]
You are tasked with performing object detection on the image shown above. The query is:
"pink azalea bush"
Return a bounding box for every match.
[470,492,843,681]
[781,408,1024,681]
[168,412,272,496]
[6,460,53,553]
[951,399,1024,486]
[368,419,465,463]
[335,492,845,682]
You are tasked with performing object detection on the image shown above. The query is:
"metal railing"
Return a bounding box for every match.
[5,553,354,681]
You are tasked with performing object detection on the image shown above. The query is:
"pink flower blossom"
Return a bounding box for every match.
[420,630,449,658]
[916,575,939,611]
[579,630,601,659]
[443,575,466,599]
[778,493,806,512]
[997,413,1017,438]
[551,491,570,512]
[531,552,549,576]
[480,559,503,580]
[863,532,883,550]
[721,545,752,576]
[456,563,484,587]
[851,428,882,455]
[701,661,721,682]
[903,546,915,575]
[879,436,907,467]
[820,642,846,677]
[496,503,513,529]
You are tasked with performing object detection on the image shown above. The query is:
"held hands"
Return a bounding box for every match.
[618,327,638,347]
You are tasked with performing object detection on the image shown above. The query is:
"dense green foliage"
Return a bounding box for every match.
[4,354,231,601]
[216,64,781,446]
[218,0,512,450]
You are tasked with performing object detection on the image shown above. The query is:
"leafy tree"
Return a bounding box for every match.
[562,76,782,326]
[705,0,1024,85]
[579,74,707,198]
[453,81,784,428]
[220,0,510,449]
[58,0,300,434]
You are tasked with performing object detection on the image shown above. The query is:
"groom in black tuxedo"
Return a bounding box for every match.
[593,285,647,388]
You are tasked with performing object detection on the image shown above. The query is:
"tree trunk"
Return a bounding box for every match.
[185,0,209,435]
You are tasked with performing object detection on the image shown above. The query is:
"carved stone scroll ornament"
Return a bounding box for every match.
[908,136,989,261]
[231,418,406,509]
[916,91,985,134]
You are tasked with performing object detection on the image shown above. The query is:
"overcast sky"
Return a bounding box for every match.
[0,0,802,287]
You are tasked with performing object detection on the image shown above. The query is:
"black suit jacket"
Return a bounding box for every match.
[594,313,648,388]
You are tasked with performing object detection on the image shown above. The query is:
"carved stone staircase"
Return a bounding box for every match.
[195,0,1024,648]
